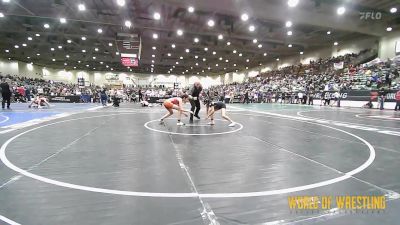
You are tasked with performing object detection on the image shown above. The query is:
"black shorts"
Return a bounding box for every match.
[213,102,226,110]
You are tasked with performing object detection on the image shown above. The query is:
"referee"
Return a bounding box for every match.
[0,79,11,110]
[189,81,202,122]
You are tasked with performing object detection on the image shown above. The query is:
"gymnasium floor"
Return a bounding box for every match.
[0,103,399,225]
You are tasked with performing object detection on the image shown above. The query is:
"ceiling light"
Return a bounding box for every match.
[177,29,183,36]
[116,0,125,6]
[333,41,338,46]
[109,42,113,46]
[276,58,280,61]
[246,67,249,69]
[337,6,346,15]
[233,50,237,53]
[67,39,72,43]
[66,55,70,58]
[100,62,103,64]
[188,6,195,13]
[208,67,211,70]
[195,63,199,66]
[27,37,32,41]
[246,59,250,62]
[35,34,40,37]
[95,48,99,51]
[14,45,19,49]
[154,12,161,20]
[203,58,206,61]
[180,56,183,59]
[386,27,393,32]
[60,18,66,24]
[151,60,155,63]
[218,34,223,40]
[2,0,9,3]
[152,54,155,58]
[241,13,249,21]
[116,52,119,55]
[285,21,292,27]
[22,43,27,47]
[239,53,243,57]
[227,42,231,45]
[195,55,198,59]
[215,64,219,67]
[50,47,55,51]
[234,64,236,66]
[167,53,171,56]
[43,24,50,29]
[0,13,3,18]
[263,53,267,56]
[78,4,86,11]
[171,44,176,48]
[97,28,103,33]
[185,49,190,53]
[288,0,299,7]
[58,45,63,49]
[73,67,76,69]
[212,51,216,55]
[287,31,293,35]
[125,20,132,27]
[64,63,67,66]
[390,7,397,13]
[81,36,86,40]
[152,46,156,50]
[5,49,9,53]
[204,47,208,51]
[78,61,81,63]
[207,19,215,27]
[153,33,159,39]
[176,62,179,65]
[52,59,56,61]
[327,31,331,35]
[219,57,222,60]
[82,49,86,53]
[194,37,199,43]
[249,25,255,32]
[300,51,304,55]
[253,39,258,43]
[225,59,229,63]
[288,44,292,47]
[258,44,262,48]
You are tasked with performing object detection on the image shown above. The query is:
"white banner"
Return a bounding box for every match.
[334,61,344,70]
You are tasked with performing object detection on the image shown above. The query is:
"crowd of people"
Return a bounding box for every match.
[0,48,399,110]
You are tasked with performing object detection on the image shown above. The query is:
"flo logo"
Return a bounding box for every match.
[360,12,382,20]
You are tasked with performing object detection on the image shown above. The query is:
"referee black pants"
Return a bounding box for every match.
[2,92,11,109]
[190,99,201,120]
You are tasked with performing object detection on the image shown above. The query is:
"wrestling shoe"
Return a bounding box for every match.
[177,122,185,126]
[194,115,200,119]
[207,121,215,125]
[228,122,236,127]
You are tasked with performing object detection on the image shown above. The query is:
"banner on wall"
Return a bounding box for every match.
[333,62,344,70]
[312,90,397,102]
[105,74,119,80]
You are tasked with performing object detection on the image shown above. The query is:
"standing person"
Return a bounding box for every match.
[308,91,314,105]
[0,79,11,109]
[99,88,108,106]
[138,89,143,102]
[243,90,250,104]
[189,81,202,122]
[206,101,236,127]
[394,88,400,111]
[160,94,193,126]
[378,88,386,110]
